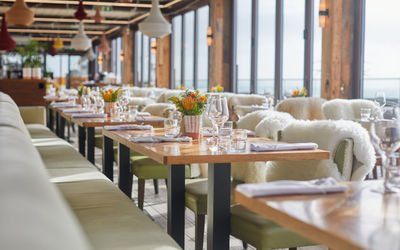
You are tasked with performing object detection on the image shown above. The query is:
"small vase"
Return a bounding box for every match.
[104,102,116,116]
[184,115,202,139]
[76,96,82,105]
[23,67,32,79]
[31,67,41,79]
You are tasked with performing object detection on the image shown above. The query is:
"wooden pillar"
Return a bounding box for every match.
[209,0,234,92]
[321,0,355,99]
[122,27,134,84]
[156,34,171,88]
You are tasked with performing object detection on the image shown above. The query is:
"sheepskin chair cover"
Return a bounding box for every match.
[128,97,156,107]
[322,98,380,120]
[156,90,184,103]
[266,120,376,182]
[142,103,176,117]
[228,94,266,120]
[276,97,326,120]
[231,110,295,183]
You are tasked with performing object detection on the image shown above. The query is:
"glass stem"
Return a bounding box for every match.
[382,154,392,192]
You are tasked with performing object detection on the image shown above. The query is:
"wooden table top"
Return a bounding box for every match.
[235,181,400,250]
[102,128,330,165]
[44,97,69,102]
[71,115,165,127]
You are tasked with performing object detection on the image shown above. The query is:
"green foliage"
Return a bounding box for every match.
[16,40,44,68]
[168,89,208,116]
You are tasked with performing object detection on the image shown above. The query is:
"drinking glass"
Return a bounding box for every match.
[95,97,104,113]
[110,105,120,122]
[118,89,130,120]
[128,105,137,121]
[231,129,247,152]
[219,121,233,151]
[369,106,400,193]
[207,95,229,151]
[374,91,386,109]
[164,119,180,137]
[360,108,371,121]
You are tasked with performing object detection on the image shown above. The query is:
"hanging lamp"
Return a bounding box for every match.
[74,0,87,21]
[5,0,34,27]
[120,0,132,3]
[85,47,95,61]
[71,22,91,51]
[98,32,110,54]
[47,40,58,56]
[138,0,171,38]
[53,37,64,50]
[0,14,16,51]
[93,6,103,23]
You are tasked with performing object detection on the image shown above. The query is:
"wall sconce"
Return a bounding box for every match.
[206,26,213,46]
[120,50,124,62]
[319,0,329,28]
[98,54,103,65]
[150,40,157,54]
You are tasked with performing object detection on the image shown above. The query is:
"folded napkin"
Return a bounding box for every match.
[202,129,255,137]
[135,116,165,122]
[71,113,107,118]
[250,142,318,152]
[131,136,192,143]
[43,95,58,99]
[137,112,151,116]
[52,103,81,109]
[236,177,348,197]
[63,109,93,114]
[104,124,153,131]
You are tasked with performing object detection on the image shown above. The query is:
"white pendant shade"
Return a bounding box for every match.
[71,22,91,51]
[138,0,171,38]
[85,48,95,61]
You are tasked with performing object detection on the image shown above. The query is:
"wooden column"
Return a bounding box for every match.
[156,34,171,88]
[122,27,134,84]
[321,0,355,99]
[209,0,234,92]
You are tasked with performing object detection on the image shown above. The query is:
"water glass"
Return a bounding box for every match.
[128,105,138,121]
[164,119,180,137]
[110,106,120,122]
[385,154,400,192]
[360,108,371,121]
[231,129,247,153]
[219,121,233,151]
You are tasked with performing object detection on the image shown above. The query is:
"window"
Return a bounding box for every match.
[134,31,156,87]
[196,5,209,91]
[312,0,322,97]
[142,35,149,86]
[172,16,182,88]
[150,38,156,85]
[363,0,400,100]
[235,0,252,93]
[135,31,142,85]
[184,11,195,89]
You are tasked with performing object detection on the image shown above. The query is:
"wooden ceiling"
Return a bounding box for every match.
[0,0,197,44]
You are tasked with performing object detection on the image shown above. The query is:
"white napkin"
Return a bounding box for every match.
[137,112,151,116]
[236,177,348,197]
[135,116,165,122]
[131,136,192,143]
[43,95,58,99]
[250,142,318,152]
[52,103,81,109]
[104,124,153,131]
[71,113,107,118]
[63,109,94,114]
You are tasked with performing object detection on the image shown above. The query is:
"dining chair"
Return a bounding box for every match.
[276,97,326,120]
[322,98,380,121]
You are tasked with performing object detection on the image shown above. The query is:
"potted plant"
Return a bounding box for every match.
[291,87,307,97]
[169,89,208,139]
[31,56,42,79]
[100,88,121,116]
[16,41,43,79]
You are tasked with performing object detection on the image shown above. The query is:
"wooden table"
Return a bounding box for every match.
[102,128,330,250]
[235,180,400,250]
[44,97,69,131]
[71,115,164,164]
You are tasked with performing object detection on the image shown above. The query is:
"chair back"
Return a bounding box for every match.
[322,98,379,120]
[276,97,326,120]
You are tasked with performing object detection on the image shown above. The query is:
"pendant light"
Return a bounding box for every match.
[93,6,103,23]
[53,37,64,50]
[5,0,34,27]
[98,32,110,54]
[47,40,58,56]
[0,14,16,51]
[138,0,171,38]
[74,0,87,21]
[120,0,132,3]
[71,22,91,51]
[85,47,95,61]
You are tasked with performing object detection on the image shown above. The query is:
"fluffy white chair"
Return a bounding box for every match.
[231,111,295,183]
[142,103,176,117]
[266,120,376,182]
[322,98,380,120]
[276,97,326,120]
[128,97,156,107]
[156,90,185,103]
[228,94,266,120]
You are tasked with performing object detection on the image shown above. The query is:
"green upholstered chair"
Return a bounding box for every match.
[184,138,354,250]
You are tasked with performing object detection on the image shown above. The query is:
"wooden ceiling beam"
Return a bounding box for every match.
[0,0,180,8]
[8,28,103,35]
[0,16,130,24]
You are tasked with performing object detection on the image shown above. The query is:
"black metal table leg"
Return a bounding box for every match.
[55,112,60,137]
[207,163,231,250]
[59,116,66,139]
[86,127,95,164]
[167,164,186,249]
[118,143,132,197]
[48,108,54,131]
[78,126,86,156]
[102,136,114,181]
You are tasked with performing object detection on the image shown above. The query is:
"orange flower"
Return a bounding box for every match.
[182,96,195,110]
[190,93,196,98]
[199,96,206,102]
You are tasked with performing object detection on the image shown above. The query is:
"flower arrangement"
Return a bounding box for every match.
[169,89,208,116]
[211,84,224,93]
[175,84,185,90]
[100,88,121,102]
[77,84,89,97]
[291,87,307,97]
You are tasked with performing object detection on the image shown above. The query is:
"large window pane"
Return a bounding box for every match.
[136,32,142,85]
[184,11,195,89]
[257,0,275,95]
[236,0,252,93]
[142,35,149,86]
[117,37,123,83]
[364,0,400,100]
[197,6,209,92]
[312,0,322,97]
[150,38,156,85]
[172,16,182,88]
[282,0,305,97]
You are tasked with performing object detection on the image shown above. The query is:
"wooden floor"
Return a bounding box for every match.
[66,125,327,250]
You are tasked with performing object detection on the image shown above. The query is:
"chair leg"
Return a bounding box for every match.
[288,248,297,250]
[138,179,145,210]
[195,214,205,250]
[164,178,168,187]
[242,241,248,249]
[153,179,159,194]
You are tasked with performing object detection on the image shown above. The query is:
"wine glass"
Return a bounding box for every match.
[369,106,400,193]
[207,94,229,151]
[95,97,104,113]
[118,89,130,120]
[375,91,387,108]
